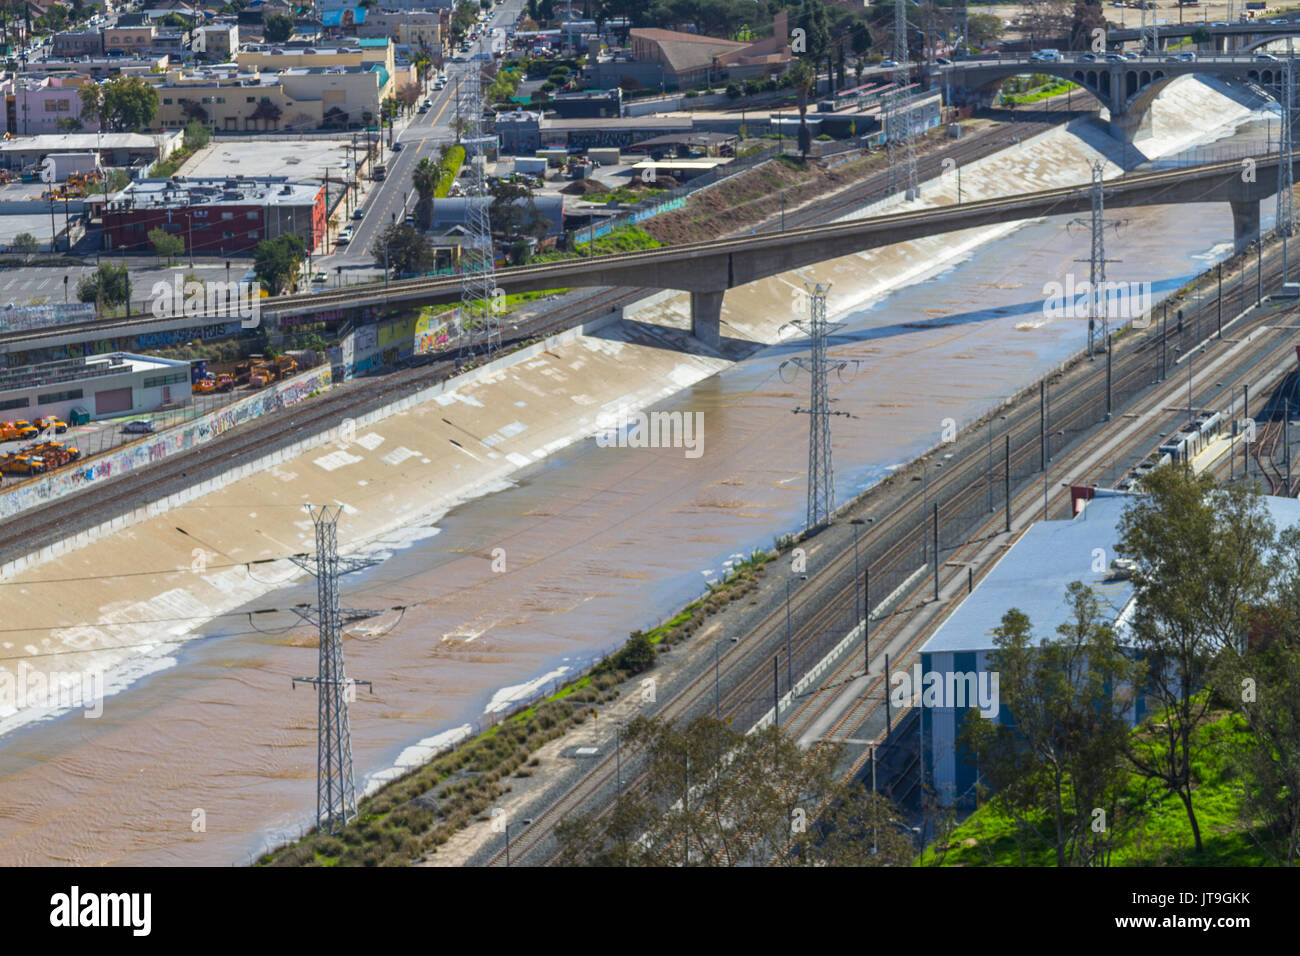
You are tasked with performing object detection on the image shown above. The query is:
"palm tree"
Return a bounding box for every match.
[412,157,438,229]
[789,59,816,161]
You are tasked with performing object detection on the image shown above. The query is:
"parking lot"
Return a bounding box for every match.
[0,385,247,485]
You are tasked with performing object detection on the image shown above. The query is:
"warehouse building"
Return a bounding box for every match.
[0,352,192,422]
[104,176,327,254]
[919,491,1300,808]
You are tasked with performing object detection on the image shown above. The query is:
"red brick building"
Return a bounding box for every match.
[104,176,327,255]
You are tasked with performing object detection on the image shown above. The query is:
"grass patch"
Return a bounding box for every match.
[924,710,1281,867]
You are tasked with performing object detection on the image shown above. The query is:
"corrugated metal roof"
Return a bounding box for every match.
[922,492,1300,656]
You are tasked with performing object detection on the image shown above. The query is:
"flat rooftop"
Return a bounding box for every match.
[922,492,1300,656]
[182,139,357,183]
[0,133,170,153]
[116,176,322,208]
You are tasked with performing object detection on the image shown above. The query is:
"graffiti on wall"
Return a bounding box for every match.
[0,365,335,518]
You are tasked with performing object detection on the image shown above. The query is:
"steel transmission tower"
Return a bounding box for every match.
[1278,52,1295,284]
[782,284,856,531]
[291,505,378,835]
[1141,2,1158,55]
[457,33,501,361]
[1071,161,1121,357]
[888,0,920,199]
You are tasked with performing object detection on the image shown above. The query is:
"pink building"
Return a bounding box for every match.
[1,75,100,136]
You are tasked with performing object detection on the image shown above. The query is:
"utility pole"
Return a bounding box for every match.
[457,31,499,362]
[785,284,855,531]
[1279,52,1295,286]
[290,505,378,835]
[888,0,920,199]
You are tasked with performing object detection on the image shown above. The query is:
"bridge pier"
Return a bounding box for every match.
[1109,107,1153,146]
[1231,199,1262,253]
[690,289,725,347]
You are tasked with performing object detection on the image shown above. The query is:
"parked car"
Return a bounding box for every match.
[1077,52,1097,62]
[1255,52,1280,60]
[1031,48,1062,61]
[878,59,899,68]
[312,270,329,283]
[393,141,404,151]
[352,207,365,220]
[1105,53,1125,61]
[122,420,155,434]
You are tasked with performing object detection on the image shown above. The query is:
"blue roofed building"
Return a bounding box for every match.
[919,490,1300,808]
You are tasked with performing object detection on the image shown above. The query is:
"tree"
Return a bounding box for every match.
[1068,0,1107,52]
[253,233,306,294]
[373,223,435,277]
[961,585,1142,866]
[1116,465,1275,854]
[789,58,816,160]
[76,263,131,310]
[555,715,916,866]
[55,116,83,133]
[966,13,1004,49]
[148,227,185,263]
[249,98,283,129]
[412,157,439,229]
[10,232,38,255]
[263,13,293,43]
[79,76,159,132]
[796,0,831,95]
[183,119,210,151]
[490,178,548,241]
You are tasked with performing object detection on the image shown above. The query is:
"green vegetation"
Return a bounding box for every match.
[934,466,1300,867]
[435,144,465,198]
[931,711,1268,866]
[253,234,307,294]
[1001,78,1079,106]
[148,227,186,264]
[77,76,159,133]
[9,233,38,256]
[263,13,294,43]
[261,544,775,866]
[76,263,131,311]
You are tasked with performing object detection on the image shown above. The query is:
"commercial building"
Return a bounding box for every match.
[356,10,442,49]
[1,75,97,137]
[152,63,391,131]
[589,12,792,91]
[19,54,171,78]
[193,23,241,62]
[429,195,565,240]
[237,38,396,80]
[51,29,105,58]
[919,490,1300,808]
[0,132,182,171]
[104,24,159,56]
[104,176,327,254]
[0,352,192,422]
[550,88,622,119]
[494,112,693,154]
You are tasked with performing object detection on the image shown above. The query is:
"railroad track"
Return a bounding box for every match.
[0,285,635,559]
[486,229,1300,866]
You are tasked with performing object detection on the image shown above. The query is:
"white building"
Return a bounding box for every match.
[0,352,193,422]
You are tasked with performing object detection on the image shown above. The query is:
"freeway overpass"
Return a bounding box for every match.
[0,155,1291,353]
[940,52,1291,141]
[1108,18,1300,53]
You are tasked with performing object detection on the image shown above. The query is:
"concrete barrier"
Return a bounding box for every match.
[0,307,628,581]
